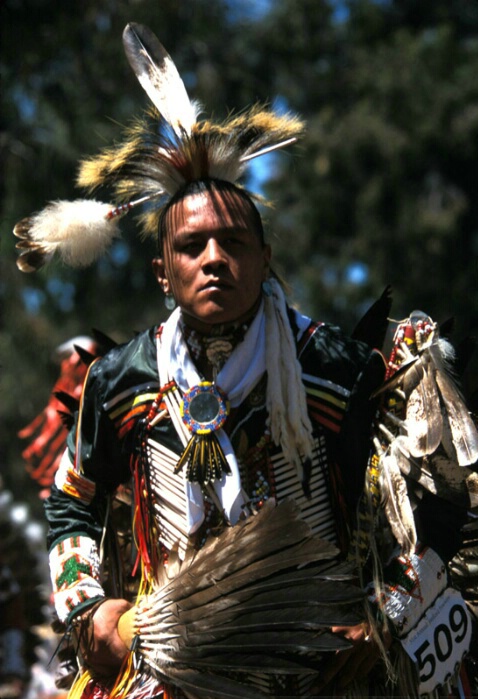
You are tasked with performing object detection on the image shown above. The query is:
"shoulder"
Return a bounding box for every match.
[85,326,160,402]
[290,308,383,392]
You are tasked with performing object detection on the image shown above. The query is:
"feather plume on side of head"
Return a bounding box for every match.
[14,200,121,272]
[13,21,305,271]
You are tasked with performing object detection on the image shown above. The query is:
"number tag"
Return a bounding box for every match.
[401,588,471,695]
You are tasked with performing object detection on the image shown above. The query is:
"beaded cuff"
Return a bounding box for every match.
[50,534,104,623]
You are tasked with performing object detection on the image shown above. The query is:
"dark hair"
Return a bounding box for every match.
[157,178,265,255]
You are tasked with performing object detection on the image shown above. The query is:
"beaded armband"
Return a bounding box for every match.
[54,450,96,505]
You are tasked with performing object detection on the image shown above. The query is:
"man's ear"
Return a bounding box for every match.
[152,258,171,294]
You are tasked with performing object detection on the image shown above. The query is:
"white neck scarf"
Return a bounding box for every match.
[157,279,315,534]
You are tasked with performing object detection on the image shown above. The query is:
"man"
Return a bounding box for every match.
[43,177,390,698]
[14,22,476,699]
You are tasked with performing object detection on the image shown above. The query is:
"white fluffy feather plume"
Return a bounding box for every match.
[13,199,121,272]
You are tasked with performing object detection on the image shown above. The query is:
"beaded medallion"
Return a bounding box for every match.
[175,382,231,485]
[180,382,229,434]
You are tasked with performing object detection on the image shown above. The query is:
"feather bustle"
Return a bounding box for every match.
[405,357,442,457]
[380,453,417,555]
[429,342,478,466]
[374,311,478,559]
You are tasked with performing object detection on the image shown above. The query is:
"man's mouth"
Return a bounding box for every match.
[201,279,233,291]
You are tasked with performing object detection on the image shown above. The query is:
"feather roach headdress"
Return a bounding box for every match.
[13,22,305,272]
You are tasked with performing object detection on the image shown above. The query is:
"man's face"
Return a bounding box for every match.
[153,189,271,328]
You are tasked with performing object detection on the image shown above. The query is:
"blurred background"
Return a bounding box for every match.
[1,0,478,686]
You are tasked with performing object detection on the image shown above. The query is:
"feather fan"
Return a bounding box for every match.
[116,499,363,698]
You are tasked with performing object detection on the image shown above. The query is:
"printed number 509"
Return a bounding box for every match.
[414,604,468,682]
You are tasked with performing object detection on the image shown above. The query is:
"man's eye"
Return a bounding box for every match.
[181,242,202,253]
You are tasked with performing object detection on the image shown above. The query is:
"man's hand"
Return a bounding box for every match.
[312,622,392,695]
[80,598,133,678]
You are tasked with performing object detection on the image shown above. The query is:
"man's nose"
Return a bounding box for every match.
[202,239,227,268]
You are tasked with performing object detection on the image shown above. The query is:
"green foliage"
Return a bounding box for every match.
[1,0,478,506]
[256,1,478,341]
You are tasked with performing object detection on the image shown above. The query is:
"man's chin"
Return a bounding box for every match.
[181,297,261,330]
[181,305,234,330]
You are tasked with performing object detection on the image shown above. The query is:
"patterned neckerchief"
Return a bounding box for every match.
[180,319,252,380]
